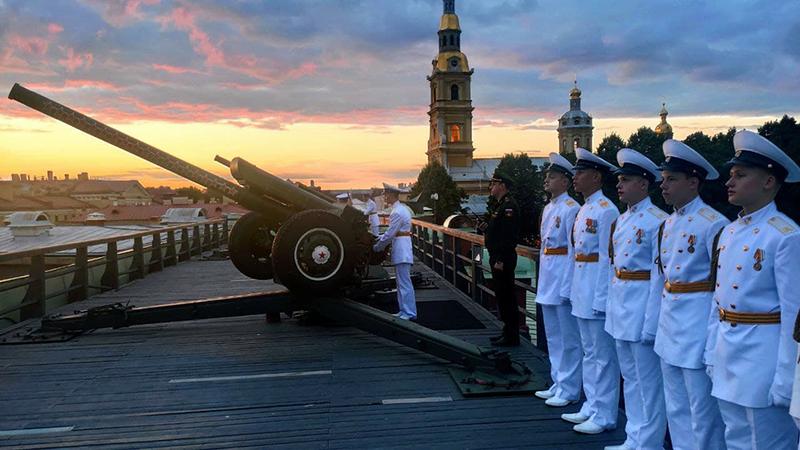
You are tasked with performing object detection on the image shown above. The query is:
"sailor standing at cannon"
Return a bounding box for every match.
[373,183,417,321]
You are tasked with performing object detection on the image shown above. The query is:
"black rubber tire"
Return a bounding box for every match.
[271,209,355,294]
[228,212,276,280]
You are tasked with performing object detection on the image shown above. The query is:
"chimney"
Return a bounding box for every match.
[47,170,53,181]
[310,179,315,187]
[64,173,69,180]
[20,174,28,181]
[11,174,20,181]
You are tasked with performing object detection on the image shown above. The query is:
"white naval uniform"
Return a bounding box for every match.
[606,197,668,450]
[374,200,416,318]
[708,202,800,449]
[654,195,727,450]
[570,189,620,428]
[537,192,582,402]
[364,198,380,236]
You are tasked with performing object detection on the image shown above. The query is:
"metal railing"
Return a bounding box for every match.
[410,219,546,350]
[0,219,229,326]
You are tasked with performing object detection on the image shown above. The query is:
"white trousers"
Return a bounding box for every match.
[718,399,797,450]
[616,340,667,450]
[576,317,620,428]
[661,362,725,450]
[541,302,583,400]
[395,263,416,318]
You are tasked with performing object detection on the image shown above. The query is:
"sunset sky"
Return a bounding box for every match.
[1,0,798,189]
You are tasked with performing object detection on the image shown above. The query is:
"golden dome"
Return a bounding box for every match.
[569,80,581,98]
[655,103,673,135]
[435,51,469,72]
[440,14,460,31]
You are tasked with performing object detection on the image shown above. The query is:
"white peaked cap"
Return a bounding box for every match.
[616,148,662,182]
[661,139,719,180]
[547,152,575,176]
[574,147,618,172]
[732,130,800,183]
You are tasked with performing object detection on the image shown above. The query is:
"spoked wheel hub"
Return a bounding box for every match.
[294,228,344,281]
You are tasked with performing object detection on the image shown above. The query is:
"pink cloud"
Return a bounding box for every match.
[47,23,64,34]
[58,48,94,72]
[82,0,160,27]
[161,6,317,85]
[8,34,49,55]
[22,80,122,92]
[151,63,202,74]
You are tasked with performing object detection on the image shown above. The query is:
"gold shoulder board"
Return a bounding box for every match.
[698,207,719,222]
[768,216,797,235]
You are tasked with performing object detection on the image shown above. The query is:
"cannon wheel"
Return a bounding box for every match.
[271,209,354,293]
[228,212,277,280]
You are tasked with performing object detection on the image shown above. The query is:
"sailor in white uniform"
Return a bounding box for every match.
[364,190,381,236]
[335,192,352,206]
[534,153,583,407]
[655,139,727,450]
[373,183,417,320]
[708,130,800,449]
[561,147,621,435]
[605,149,668,450]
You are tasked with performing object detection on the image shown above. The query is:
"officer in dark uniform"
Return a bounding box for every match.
[484,169,521,346]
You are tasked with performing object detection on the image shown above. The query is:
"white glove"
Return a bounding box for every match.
[705,364,713,379]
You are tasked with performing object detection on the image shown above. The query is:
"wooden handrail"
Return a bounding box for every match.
[411,219,539,258]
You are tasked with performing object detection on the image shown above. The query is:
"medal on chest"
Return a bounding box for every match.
[585,218,597,234]
[753,248,764,271]
[555,216,561,228]
[635,228,644,245]
[687,234,696,254]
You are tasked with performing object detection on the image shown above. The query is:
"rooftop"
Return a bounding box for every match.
[0,259,626,448]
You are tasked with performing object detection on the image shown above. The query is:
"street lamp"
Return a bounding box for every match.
[430,193,439,222]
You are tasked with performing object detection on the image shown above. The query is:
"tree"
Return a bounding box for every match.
[409,161,465,224]
[683,129,737,219]
[759,116,800,223]
[627,126,667,165]
[596,133,625,163]
[175,186,204,203]
[491,153,546,245]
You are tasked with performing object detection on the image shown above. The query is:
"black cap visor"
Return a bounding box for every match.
[725,150,788,182]
[659,156,708,179]
[614,163,655,183]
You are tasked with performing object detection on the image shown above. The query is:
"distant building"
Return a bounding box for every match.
[557,80,594,155]
[655,102,674,138]
[68,203,248,225]
[0,177,153,224]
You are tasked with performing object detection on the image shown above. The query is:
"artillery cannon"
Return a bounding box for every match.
[8,83,379,294]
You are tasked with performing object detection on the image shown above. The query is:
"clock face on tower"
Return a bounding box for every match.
[448,57,459,71]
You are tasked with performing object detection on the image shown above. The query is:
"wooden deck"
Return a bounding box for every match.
[0,257,626,449]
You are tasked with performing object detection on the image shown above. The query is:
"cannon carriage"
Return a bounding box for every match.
[8,83,381,294]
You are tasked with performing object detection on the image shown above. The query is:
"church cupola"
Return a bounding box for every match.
[557,79,593,156]
[655,102,674,138]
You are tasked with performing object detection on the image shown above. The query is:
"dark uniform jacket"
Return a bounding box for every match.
[484,194,521,263]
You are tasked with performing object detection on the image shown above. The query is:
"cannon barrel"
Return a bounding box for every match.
[7,83,291,218]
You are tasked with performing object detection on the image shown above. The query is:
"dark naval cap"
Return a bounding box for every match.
[573,147,618,173]
[660,139,719,180]
[614,148,661,183]
[728,130,800,183]
[546,152,575,177]
[491,169,514,187]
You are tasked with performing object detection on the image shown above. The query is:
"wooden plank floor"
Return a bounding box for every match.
[0,257,627,449]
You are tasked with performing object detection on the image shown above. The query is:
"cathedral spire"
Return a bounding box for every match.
[444,0,455,14]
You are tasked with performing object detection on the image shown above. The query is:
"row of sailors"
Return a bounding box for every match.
[534,129,800,450]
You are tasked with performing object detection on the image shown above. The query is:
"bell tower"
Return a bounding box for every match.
[556,80,593,156]
[426,0,475,169]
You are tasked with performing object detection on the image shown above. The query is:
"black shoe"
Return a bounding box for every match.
[489,334,505,343]
[491,336,520,347]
